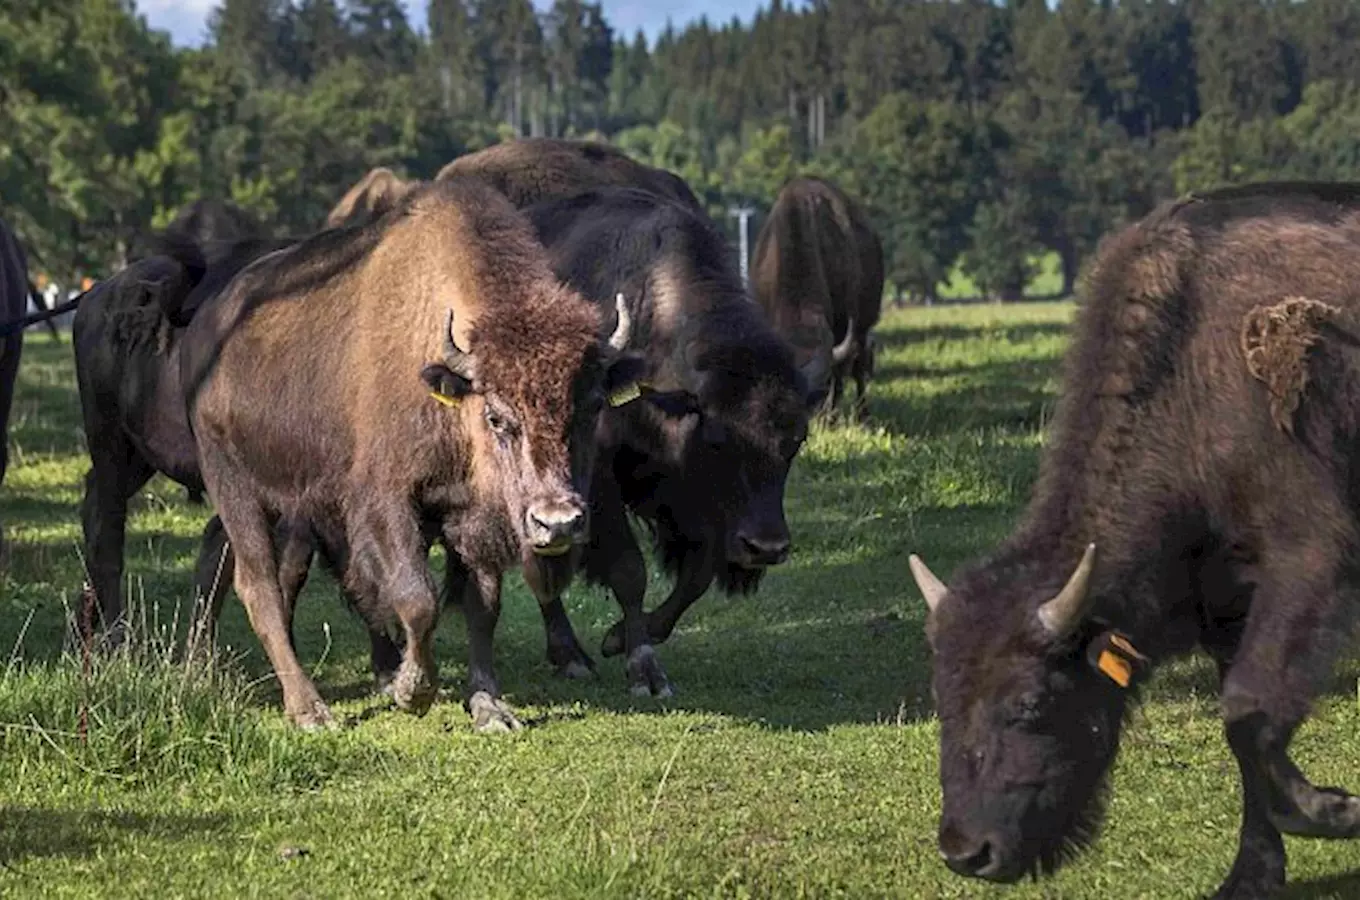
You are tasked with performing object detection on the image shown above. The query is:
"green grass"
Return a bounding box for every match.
[3,305,1360,897]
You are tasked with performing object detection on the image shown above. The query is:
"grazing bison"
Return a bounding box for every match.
[181,179,645,729]
[325,167,420,229]
[752,176,884,417]
[907,181,1360,899]
[436,137,702,211]
[72,199,285,641]
[494,186,818,695]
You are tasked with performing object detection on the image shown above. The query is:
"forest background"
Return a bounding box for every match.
[4,0,1354,302]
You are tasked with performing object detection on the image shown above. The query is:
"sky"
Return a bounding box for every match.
[137,0,778,50]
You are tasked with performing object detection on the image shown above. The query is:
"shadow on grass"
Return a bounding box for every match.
[865,374,1057,440]
[0,807,230,871]
[875,321,1071,353]
[1283,870,1360,899]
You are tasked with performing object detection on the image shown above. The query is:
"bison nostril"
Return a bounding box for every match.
[739,534,790,563]
[527,506,586,542]
[943,839,994,878]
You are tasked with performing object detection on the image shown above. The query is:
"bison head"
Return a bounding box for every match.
[638,340,820,580]
[908,544,1140,883]
[421,295,646,558]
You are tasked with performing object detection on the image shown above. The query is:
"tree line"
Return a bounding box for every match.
[5,0,1360,301]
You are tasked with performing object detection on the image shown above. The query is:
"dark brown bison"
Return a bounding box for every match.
[325,166,420,229]
[907,181,1360,899]
[436,137,702,211]
[181,178,645,729]
[71,199,289,642]
[753,176,884,417]
[512,186,819,695]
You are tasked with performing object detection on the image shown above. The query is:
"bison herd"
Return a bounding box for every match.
[2,145,1360,898]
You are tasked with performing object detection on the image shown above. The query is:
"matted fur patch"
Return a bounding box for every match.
[1240,296,1341,433]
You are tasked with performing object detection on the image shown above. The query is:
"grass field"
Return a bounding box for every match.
[3,302,1360,898]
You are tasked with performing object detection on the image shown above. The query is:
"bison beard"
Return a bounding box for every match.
[911,181,1360,900]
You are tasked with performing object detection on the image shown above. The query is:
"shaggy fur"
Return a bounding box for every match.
[436,137,702,211]
[914,181,1360,898]
[752,175,884,416]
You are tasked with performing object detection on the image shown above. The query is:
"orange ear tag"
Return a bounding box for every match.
[1097,650,1133,688]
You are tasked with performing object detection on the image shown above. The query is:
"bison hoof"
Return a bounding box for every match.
[558,660,594,680]
[468,691,523,733]
[291,699,337,732]
[1270,785,1360,838]
[626,645,673,698]
[600,622,625,658]
[390,661,438,716]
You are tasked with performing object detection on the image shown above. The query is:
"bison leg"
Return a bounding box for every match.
[1209,543,1360,897]
[78,443,154,647]
[522,554,594,679]
[456,565,523,733]
[589,489,672,697]
[343,513,440,717]
[213,497,333,730]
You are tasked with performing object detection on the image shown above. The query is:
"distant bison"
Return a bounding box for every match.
[325,166,419,229]
[182,179,645,729]
[908,181,1360,899]
[436,137,702,211]
[753,176,883,417]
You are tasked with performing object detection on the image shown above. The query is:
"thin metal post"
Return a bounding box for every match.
[727,205,755,286]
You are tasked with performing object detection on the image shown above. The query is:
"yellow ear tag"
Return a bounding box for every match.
[608,381,642,407]
[429,390,461,408]
[1097,650,1132,688]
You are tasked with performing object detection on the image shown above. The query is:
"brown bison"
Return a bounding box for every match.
[436,137,702,211]
[181,179,644,729]
[907,181,1360,899]
[325,166,420,229]
[753,176,884,417]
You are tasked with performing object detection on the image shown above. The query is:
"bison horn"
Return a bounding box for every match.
[909,554,948,613]
[442,308,475,379]
[831,317,857,365]
[1037,543,1098,638]
[609,293,632,352]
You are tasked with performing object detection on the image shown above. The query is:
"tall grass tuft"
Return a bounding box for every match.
[0,584,379,792]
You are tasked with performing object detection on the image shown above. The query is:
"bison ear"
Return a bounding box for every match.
[603,353,649,407]
[420,363,474,408]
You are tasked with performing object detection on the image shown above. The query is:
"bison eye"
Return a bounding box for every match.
[1014,691,1044,723]
[485,408,511,435]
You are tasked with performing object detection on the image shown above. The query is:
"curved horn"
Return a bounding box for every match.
[1036,543,1097,638]
[831,316,858,365]
[909,554,948,613]
[442,308,475,380]
[608,293,632,352]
